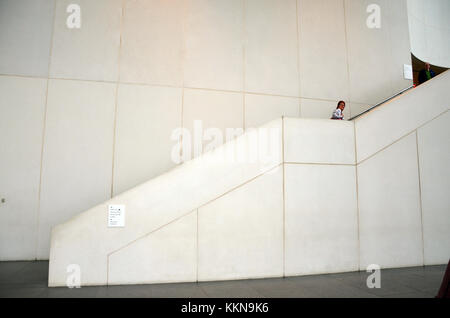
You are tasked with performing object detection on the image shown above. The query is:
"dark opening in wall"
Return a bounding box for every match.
[411,53,449,86]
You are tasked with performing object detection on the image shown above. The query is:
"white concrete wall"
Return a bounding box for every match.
[0,0,415,260]
[0,77,47,260]
[49,119,283,286]
[355,70,450,270]
[285,164,359,276]
[407,0,450,68]
[358,133,424,269]
[47,70,450,286]
[417,111,450,265]
[37,79,116,260]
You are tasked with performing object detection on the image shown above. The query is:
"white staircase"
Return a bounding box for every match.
[49,71,450,287]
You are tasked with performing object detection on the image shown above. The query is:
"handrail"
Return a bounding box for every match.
[349,85,414,121]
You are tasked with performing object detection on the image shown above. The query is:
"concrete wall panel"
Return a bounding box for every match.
[245,0,299,97]
[285,164,359,276]
[358,133,423,269]
[49,0,122,82]
[38,79,116,259]
[284,117,355,165]
[198,166,283,281]
[417,111,450,265]
[119,0,184,86]
[184,0,244,91]
[0,76,47,260]
[108,212,197,285]
[0,0,54,77]
[113,84,182,195]
[245,94,299,128]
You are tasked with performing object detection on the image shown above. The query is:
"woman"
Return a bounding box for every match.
[331,101,345,120]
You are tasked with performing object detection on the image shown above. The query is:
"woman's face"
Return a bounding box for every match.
[339,102,345,110]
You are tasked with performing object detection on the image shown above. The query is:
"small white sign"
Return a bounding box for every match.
[404,64,413,80]
[108,204,125,227]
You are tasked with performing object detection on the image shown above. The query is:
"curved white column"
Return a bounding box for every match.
[407,0,450,67]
